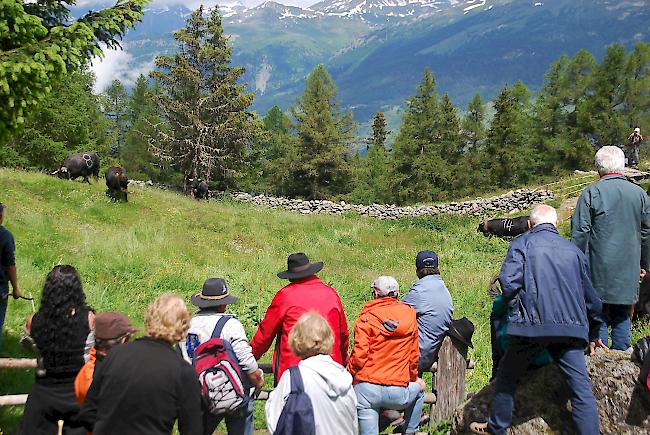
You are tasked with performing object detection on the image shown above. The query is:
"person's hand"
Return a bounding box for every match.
[11,287,21,299]
[249,368,264,392]
[589,339,607,356]
[641,268,647,284]
[416,377,426,392]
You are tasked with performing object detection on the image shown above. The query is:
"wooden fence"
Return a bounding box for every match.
[0,336,470,428]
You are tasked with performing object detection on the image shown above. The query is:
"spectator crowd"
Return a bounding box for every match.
[1,145,649,435]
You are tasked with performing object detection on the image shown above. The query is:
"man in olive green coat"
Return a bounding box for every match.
[571,146,650,350]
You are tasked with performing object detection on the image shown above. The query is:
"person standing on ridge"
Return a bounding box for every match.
[627,127,644,167]
[251,252,349,385]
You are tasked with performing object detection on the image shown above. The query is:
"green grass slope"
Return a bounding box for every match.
[0,168,647,433]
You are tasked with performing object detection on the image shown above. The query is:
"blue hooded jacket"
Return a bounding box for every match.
[499,223,603,343]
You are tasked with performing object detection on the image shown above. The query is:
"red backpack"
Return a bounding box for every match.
[193,316,251,415]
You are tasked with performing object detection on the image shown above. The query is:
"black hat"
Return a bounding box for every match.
[447,317,474,348]
[191,278,238,308]
[416,250,439,270]
[277,253,324,280]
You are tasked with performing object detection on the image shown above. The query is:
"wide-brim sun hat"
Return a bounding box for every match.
[447,317,475,348]
[191,277,238,308]
[277,252,324,280]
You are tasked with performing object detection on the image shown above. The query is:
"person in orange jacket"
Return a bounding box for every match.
[251,253,349,385]
[348,276,426,435]
[74,312,137,405]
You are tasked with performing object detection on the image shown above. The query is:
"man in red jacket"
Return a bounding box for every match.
[251,253,349,384]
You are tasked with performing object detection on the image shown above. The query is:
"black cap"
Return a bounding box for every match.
[416,250,439,270]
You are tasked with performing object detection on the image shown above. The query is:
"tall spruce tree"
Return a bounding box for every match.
[349,111,391,204]
[256,106,296,196]
[392,69,452,203]
[577,44,628,146]
[485,85,533,187]
[462,93,486,150]
[129,74,149,122]
[0,0,148,140]
[149,6,262,189]
[290,64,356,199]
[104,79,129,156]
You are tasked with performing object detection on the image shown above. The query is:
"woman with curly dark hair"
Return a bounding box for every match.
[19,265,95,435]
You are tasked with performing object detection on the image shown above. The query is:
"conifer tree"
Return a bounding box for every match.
[1,0,148,140]
[485,85,532,187]
[462,93,486,150]
[349,111,391,204]
[257,106,296,196]
[392,69,448,203]
[438,93,463,165]
[577,44,627,146]
[290,64,356,199]
[104,79,129,155]
[367,111,389,151]
[149,6,262,190]
[129,74,149,122]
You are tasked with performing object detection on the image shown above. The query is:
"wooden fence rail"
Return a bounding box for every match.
[1,340,465,416]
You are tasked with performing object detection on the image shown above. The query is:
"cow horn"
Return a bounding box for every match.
[51,170,59,175]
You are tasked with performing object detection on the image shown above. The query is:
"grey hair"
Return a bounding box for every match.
[595,146,624,176]
[530,204,558,227]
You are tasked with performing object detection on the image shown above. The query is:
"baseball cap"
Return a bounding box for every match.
[416,250,439,270]
[372,276,399,297]
[95,312,138,340]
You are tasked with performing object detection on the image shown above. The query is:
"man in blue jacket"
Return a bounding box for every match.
[402,250,453,375]
[471,205,604,435]
[572,145,650,351]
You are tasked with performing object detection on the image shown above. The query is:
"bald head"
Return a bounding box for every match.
[529,204,558,228]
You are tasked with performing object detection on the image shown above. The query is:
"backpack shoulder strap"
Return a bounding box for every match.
[211,316,231,339]
[289,366,305,393]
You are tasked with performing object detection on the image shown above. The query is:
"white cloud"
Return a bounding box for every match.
[90,46,155,93]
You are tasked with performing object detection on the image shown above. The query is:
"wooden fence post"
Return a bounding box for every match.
[430,336,467,429]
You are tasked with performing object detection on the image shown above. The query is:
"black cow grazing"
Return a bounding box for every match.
[105,166,129,202]
[189,178,209,200]
[52,152,100,183]
[478,216,531,238]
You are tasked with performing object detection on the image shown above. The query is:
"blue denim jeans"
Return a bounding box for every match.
[355,381,424,435]
[203,399,253,435]
[488,337,599,435]
[0,291,7,352]
[599,303,631,351]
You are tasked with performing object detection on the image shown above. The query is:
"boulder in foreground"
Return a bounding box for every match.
[452,349,650,434]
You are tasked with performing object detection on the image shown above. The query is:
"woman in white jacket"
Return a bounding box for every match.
[266,311,358,435]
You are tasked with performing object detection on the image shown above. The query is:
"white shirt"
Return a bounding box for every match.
[266,354,358,435]
[179,312,258,374]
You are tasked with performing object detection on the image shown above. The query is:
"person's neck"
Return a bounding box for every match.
[600,171,624,179]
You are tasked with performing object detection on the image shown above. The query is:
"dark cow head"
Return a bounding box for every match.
[52,167,70,179]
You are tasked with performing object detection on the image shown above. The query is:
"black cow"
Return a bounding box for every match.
[105,166,129,202]
[189,178,209,200]
[52,152,100,183]
[478,216,531,238]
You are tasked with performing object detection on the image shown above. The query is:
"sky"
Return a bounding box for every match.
[77,0,318,9]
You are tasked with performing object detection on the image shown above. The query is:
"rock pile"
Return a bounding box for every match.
[230,189,554,219]
[452,349,650,434]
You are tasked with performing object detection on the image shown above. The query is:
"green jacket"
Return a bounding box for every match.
[571,174,650,305]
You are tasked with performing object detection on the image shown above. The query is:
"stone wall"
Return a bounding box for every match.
[128,180,554,219]
[230,189,554,219]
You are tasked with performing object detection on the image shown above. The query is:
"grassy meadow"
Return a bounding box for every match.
[1,167,648,434]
